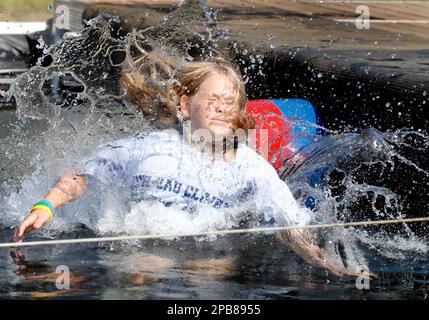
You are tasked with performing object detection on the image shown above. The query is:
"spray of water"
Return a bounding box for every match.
[0,1,248,230]
[281,126,429,262]
[0,0,427,275]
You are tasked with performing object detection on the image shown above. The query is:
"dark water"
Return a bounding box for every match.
[0,227,428,300]
[0,3,428,299]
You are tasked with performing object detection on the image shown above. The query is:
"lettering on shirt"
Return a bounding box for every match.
[85,156,260,216]
[131,174,233,209]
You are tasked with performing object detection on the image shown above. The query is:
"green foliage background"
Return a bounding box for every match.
[0,0,53,20]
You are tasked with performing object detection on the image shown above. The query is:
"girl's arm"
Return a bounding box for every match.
[45,170,87,208]
[14,131,178,242]
[275,229,357,276]
[13,134,140,243]
[13,170,86,242]
[251,156,359,276]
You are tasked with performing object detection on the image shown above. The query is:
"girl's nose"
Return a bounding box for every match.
[215,101,226,113]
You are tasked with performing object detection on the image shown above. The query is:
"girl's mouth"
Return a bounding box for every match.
[210,118,230,126]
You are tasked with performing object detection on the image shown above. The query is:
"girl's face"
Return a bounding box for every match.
[180,73,240,140]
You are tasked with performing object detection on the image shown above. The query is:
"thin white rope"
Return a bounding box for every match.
[1,216,428,249]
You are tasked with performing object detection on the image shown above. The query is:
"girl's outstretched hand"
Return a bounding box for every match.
[275,229,373,278]
[13,209,51,243]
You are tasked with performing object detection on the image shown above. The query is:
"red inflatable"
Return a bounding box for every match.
[245,99,293,172]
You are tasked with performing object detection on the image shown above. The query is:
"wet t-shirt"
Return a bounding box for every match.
[79,129,311,227]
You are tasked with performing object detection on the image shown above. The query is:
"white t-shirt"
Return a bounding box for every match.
[78,129,311,229]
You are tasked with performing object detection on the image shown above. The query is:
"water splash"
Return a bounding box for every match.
[0,1,255,231]
[0,0,427,275]
[280,126,429,262]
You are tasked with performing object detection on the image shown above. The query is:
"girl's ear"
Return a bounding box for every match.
[180,95,191,118]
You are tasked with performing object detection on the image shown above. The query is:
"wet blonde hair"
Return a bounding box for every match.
[120,49,255,130]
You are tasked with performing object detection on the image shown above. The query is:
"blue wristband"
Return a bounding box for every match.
[35,199,55,214]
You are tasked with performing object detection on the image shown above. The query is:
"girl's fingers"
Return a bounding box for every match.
[33,216,48,229]
[10,249,26,265]
[17,221,29,238]
[14,212,39,242]
[10,251,20,263]
[16,248,24,259]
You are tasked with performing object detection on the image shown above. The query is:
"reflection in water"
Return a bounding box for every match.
[1,229,428,299]
[0,1,428,299]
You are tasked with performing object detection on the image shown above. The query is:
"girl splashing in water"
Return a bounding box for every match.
[13,52,360,276]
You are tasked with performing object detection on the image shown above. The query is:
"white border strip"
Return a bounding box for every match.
[297,1,429,3]
[335,19,429,23]
[0,22,47,35]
